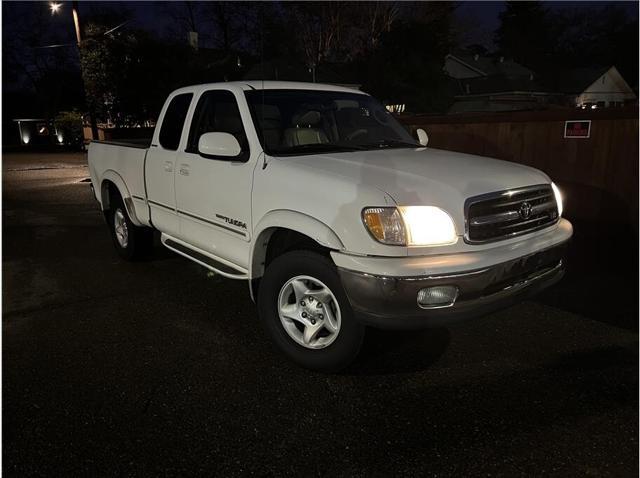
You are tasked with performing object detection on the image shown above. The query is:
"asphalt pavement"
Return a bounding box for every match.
[3,151,638,476]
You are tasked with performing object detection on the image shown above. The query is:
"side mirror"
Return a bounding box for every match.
[198,132,241,158]
[416,128,429,147]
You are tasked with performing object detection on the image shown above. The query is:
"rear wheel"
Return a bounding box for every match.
[258,250,364,372]
[107,192,153,260]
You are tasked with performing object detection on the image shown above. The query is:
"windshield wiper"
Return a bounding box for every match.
[269,143,364,156]
[358,139,420,150]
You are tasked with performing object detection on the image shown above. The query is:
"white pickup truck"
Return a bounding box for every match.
[88,81,572,371]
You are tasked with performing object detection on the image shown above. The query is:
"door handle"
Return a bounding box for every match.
[179,164,190,176]
[164,161,173,172]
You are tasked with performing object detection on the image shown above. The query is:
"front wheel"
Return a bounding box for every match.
[258,250,364,372]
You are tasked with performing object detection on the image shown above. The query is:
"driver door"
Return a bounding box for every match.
[174,89,254,269]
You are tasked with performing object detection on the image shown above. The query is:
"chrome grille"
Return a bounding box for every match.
[465,184,559,243]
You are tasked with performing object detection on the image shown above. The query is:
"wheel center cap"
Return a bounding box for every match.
[303,296,325,322]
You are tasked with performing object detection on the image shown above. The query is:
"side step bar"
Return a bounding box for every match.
[161,234,248,280]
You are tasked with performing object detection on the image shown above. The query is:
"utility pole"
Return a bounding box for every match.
[49,1,98,142]
[72,1,82,44]
[70,1,99,141]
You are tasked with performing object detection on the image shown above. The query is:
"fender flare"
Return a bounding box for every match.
[99,170,143,226]
[249,209,345,281]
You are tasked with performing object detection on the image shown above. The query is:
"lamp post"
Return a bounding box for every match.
[50,1,80,44]
[50,1,98,141]
[72,1,82,45]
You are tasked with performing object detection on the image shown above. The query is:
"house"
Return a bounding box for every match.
[553,66,637,109]
[445,51,637,113]
[444,51,555,113]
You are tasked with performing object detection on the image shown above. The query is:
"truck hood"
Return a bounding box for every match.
[281,147,550,234]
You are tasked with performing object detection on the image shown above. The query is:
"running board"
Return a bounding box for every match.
[161,235,248,280]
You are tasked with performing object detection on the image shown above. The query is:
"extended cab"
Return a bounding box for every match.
[88,81,572,371]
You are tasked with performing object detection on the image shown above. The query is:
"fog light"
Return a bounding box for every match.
[417,285,458,308]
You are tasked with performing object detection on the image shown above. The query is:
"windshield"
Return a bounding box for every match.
[245,90,419,156]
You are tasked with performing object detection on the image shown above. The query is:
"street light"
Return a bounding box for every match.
[50,2,62,14]
[49,2,81,44]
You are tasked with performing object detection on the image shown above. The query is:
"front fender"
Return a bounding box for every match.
[249,209,345,280]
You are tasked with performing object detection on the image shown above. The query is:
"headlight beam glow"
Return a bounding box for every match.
[399,206,458,246]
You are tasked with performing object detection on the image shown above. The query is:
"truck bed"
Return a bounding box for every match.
[92,137,152,149]
[87,140,151,226]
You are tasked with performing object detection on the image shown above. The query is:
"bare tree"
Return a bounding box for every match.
[202,2,259,52]
[287,2,344,70]
[364,1,400,50]
[162,1,206,46]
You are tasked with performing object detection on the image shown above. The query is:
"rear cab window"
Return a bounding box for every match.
[159,93,193,150]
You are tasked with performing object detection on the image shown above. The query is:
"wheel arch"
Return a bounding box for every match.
[248,210,345,300]
[100,170,143,226]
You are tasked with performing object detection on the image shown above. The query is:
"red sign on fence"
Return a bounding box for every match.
[564,120,591,138]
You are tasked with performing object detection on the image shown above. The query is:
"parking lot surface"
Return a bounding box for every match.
[3,152,638,476]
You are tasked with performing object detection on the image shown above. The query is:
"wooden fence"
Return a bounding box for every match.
[399,107,639,232]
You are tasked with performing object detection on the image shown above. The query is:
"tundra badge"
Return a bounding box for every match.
[216,214,247,229]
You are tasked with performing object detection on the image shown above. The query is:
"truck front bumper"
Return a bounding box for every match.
[333,220,572,329]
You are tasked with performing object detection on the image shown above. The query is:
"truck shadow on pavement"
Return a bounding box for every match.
[348,327,451,375]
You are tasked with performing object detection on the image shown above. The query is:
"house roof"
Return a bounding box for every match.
[447,51,534,79]
[550,66,612,94]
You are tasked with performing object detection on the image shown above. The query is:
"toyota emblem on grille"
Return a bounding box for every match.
[519,201,532,219]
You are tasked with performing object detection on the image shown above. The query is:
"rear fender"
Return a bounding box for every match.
[100,170,144,226]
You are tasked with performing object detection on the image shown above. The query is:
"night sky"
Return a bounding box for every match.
[4,1,639,51]
[456,1,639,46]
[2,0,638,100]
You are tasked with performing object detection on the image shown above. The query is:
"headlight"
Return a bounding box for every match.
[551,182,563,217]
[362,206,457,246]
[399,206,458,246]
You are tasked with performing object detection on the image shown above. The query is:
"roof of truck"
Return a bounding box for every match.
[173,81,367,96]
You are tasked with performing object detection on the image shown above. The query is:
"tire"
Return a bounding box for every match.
[107,192,153,261]
[258,250,365,372]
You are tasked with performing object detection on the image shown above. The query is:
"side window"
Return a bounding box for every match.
[159,93,193,150]
[187,90,249,159]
